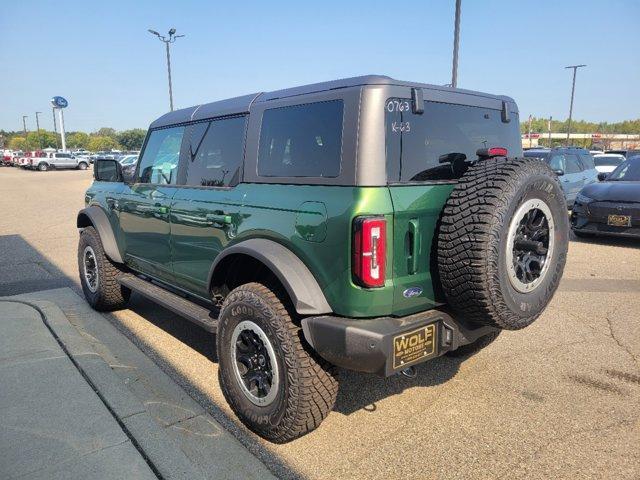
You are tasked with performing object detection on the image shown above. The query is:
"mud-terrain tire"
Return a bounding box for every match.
[78,226,130,311]
[217,282,339,443]
[446,331,501,358]
[437,157,569,330]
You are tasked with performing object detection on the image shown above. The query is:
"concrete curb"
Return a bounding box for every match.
[2,298,205,480]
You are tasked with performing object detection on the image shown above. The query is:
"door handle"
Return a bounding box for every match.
[206,213,232,225]
[408,219,420,275]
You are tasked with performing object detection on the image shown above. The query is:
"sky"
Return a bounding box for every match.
[1,0,639,133]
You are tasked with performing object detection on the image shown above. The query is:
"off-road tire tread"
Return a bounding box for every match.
[218,282,338,443]
[437,157,567,330]
[78,226,130,311]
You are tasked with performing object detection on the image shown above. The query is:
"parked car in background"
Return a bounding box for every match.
[523,147,598,206]
[593,153,626,174]
[2,149,16,166]
[572,156,640,238]
[30,152,90,171]
[606,149,640,159]
[117,154,138,179]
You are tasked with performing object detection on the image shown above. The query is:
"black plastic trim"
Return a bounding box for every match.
[77,206,123,264]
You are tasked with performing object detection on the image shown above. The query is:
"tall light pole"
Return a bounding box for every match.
[565,64,586,146]
[451,0,462,88]
[35,111,42,148]
[148,28,185,111]
[22,116,29,149]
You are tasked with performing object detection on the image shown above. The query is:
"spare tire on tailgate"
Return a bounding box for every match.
[437,156,569,330]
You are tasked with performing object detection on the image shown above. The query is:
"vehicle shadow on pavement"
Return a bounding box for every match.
[0,234,76,296]
[334,356,462,415]
[570,231,640,249]
[124,292,465,416]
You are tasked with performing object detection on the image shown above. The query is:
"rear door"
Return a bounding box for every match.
[385,96,522,316]
[170,116,247,297]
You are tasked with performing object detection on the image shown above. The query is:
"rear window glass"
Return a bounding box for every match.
[594,155,624,167]
[258,100,343,178]
[386,100,522,182]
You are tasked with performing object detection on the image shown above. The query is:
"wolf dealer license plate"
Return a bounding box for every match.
[607,214,631,227]
[392,324,438,370]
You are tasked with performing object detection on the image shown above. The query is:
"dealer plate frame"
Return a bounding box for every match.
[392,323,438,370]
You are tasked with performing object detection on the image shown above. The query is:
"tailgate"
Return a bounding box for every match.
[388,184,454,316]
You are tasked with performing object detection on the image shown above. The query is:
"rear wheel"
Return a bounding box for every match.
[38,162,48,171]
[437,157,569,330]
[78,162,88,170]
[78,226,130,311]
[217,282,338,443]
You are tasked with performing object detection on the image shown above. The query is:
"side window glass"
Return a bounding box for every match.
[565,154,582,174]
[579,153,595,170]
[548,154,565,172]
[137,126,185,185]
[258,100,344,178]
[186,116,246,187]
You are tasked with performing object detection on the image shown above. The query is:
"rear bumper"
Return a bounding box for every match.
[302,309,497,377]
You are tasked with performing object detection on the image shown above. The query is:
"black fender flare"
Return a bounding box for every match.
[76,206,124,264]
[209,238,332,315]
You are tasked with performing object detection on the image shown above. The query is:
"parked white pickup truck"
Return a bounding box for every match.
[30,152,90,171]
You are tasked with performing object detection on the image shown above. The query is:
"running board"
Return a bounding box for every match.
[119,276,218,333]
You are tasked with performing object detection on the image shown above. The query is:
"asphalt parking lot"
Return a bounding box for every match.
[1,167,639,480]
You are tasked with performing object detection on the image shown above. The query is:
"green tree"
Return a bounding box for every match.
[67,132,90,149]
[88,136,120,152]
[94,127,117,139]
[8,136,27,151]
[117,128,146,150]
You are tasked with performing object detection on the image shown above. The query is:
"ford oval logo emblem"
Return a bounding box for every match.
[403,287,423,298]
[51,96,68,108]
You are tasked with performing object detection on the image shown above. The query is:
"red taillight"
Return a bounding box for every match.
[353,216,386,288]
[476,147,508,158]
[488,147,508,157]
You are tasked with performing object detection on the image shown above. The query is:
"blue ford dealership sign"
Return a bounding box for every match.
[51,96,68,108]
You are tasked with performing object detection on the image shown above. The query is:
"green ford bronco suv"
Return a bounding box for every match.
[78,75,568,442]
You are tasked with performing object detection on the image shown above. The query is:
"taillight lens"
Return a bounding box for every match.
[353,216,386,288]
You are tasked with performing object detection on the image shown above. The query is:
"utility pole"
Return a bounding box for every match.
[548,116,552,148]
[52,108,59,149]
[450,0,462,88]
[35,111,42,149]
[148,28,185,111]
[565,64,586,146]
[22,116,28,149]
[527,115,533,148]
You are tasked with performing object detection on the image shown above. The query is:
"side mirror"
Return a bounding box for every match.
[554,169,565,176]
[94,159,123,182]
[597,172,608,181]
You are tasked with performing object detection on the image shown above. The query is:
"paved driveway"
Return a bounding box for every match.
[1,166,638,479]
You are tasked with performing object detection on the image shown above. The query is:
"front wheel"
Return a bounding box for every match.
[217,282,339,443]
[78,162,88,170]
[38,162,48,171]
[78,226,130,311]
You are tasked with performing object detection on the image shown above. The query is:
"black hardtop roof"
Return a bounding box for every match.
[149,75,517,129]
